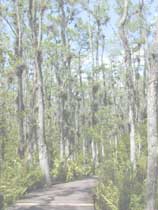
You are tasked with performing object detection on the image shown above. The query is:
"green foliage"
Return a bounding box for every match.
[130,194,144,210]
[66,160,83,181]
[65,158,92,181]
[1,160,42,207]
[96,180,119,210]
[95,124,147,210]
[51,155,93,182]
[0,126,43,208]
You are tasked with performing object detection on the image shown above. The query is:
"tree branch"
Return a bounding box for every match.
[3,17,16,36]
[119,0,128,27]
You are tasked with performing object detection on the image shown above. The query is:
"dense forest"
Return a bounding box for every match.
[0,0,158,209]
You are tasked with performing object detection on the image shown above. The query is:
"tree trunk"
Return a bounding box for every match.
[17,66,25,158]
[0,193,4,210]
[146,21,158,210]
[29,0,51,185]
[119,0,136,169]
[35,50,51,184]
[14,0,25,158]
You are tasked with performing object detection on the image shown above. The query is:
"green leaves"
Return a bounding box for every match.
[0,160,42,207]
[96,181,119,210]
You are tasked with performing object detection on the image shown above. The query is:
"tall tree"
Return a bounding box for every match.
[29,0,51,184]
[146,20,158,210]
[118,0,136,169]
[14,0,25,158]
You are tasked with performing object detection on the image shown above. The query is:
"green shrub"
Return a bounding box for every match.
[96,180,119,210]
[0,159,42,208]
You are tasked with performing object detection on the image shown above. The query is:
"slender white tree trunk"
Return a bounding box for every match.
[146,21,158,210]
[35,50,51,185]
[29,0,51,185]
[119,0,136,169]
[129,105,136,169]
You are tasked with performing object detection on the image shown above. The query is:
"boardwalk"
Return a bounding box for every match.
[8,178,96,210]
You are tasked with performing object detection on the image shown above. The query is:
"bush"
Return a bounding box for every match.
[95,180,119,210]
[0,159,43,208]
[51,155,93,182]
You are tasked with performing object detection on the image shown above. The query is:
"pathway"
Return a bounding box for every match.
[8,178,96,210]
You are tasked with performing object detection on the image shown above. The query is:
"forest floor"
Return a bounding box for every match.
[8,177,97,210]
